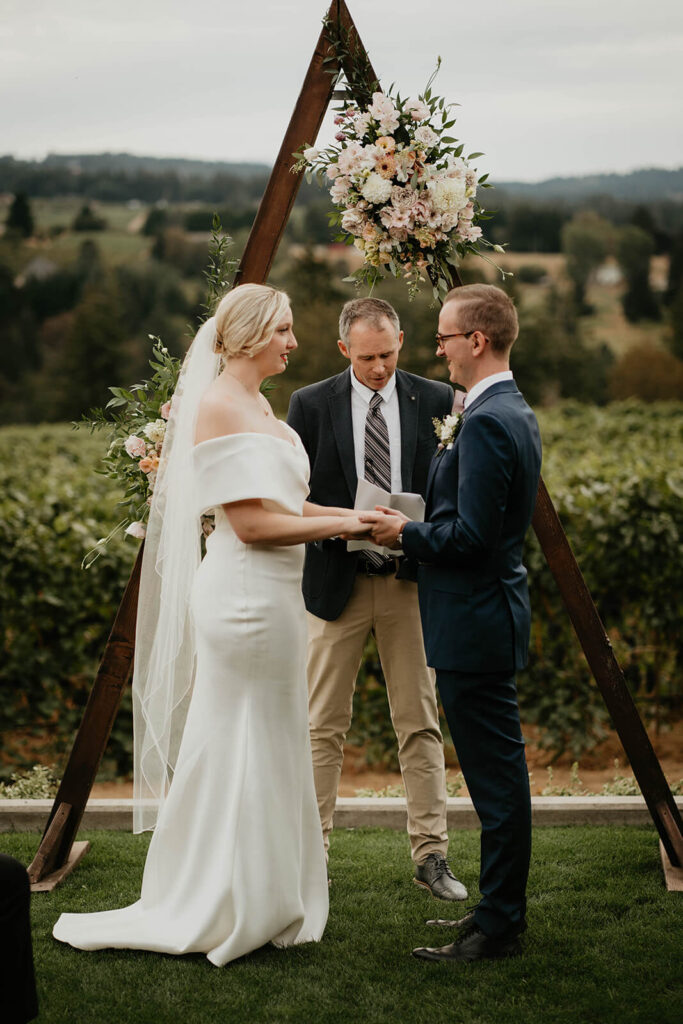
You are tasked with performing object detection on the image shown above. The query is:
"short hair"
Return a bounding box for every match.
[339,297,400,345]
[214,283,290,358]
[443,284,518,353]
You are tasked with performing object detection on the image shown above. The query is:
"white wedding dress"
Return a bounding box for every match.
[53,427,329,966]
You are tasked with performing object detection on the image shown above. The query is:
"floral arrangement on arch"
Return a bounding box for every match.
[293,61,504,299]
[77,216,237,566]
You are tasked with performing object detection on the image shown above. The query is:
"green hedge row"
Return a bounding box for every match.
[0,425,135,780]
[1,402,682,779]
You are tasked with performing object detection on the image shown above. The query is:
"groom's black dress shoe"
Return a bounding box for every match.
[426,909,527,933]
[414,853,468,901]
[412,920,523,963]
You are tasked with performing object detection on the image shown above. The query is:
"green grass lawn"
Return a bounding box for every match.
[2,827,681,1024]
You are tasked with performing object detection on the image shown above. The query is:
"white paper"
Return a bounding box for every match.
[348,480,425,555]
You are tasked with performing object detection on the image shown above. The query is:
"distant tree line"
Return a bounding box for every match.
[0,155,271,206]
[3,182,683,425]
[0,235,203,424]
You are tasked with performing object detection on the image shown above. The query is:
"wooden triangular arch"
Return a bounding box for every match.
[28,0,682,890]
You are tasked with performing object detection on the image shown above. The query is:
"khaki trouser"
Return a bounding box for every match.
[307,571,448,864]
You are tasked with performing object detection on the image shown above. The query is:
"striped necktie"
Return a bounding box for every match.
[362,392,392,569]
[364,392,391,490]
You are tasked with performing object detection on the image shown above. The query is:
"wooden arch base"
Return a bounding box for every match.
[28,0,682,891]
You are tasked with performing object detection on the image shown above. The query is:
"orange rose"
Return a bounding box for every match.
[139,454,159,475]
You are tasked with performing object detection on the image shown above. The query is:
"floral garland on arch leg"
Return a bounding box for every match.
[76,215,240,562]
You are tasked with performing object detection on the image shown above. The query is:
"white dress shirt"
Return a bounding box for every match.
[349,367,403,494]
[464,370,514,409]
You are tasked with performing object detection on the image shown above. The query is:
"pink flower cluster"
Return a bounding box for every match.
[297,86,487,289]
[123,401,170,494]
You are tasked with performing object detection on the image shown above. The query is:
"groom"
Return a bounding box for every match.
[287,297,467,900]
[367,284,542,962]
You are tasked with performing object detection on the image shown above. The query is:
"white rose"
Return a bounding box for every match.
[303,147,320,162]
[143,419,166,445]
[361,172,393,205]
[405,98,431,121]
[414,125,439,148]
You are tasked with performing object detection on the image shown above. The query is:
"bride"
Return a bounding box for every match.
[53,284,371,966]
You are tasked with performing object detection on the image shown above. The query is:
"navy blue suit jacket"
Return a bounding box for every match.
[287,368,453,620]
[401,380,542,673]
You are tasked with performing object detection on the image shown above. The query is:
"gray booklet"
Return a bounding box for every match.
[348,479,426,555]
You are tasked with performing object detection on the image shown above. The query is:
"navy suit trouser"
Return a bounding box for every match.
[436,668,531,939]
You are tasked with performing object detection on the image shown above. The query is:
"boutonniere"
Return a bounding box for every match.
[433,412,463,454]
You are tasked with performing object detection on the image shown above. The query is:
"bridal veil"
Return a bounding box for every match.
[132,317,221,833]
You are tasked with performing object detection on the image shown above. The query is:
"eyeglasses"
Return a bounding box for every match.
[435,330,474,345]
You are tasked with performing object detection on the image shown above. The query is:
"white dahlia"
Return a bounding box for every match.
[428,177,468,215]
[361,172,394,205]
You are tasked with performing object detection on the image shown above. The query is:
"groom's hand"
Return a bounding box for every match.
[360,507,408,549]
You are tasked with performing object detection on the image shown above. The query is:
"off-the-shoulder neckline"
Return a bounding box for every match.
[193,428,298,452]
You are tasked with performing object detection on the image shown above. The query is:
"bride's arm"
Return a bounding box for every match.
[302,500,357,518]
[222,499,370,546]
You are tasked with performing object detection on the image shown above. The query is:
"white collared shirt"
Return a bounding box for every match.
[464,370,514,410]
[349,367,403,493]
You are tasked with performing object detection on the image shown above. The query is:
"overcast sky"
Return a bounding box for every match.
[1,0,681,182]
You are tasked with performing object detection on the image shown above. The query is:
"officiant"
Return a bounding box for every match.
[287,297,466,899]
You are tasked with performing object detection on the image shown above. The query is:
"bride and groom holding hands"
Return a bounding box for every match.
[53,281,541,966]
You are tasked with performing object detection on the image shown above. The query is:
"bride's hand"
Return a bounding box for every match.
[338,515,374,539]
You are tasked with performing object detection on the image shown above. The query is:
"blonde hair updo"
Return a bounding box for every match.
[213,283,291,358]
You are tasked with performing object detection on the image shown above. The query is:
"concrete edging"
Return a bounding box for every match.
[2,796,681,833]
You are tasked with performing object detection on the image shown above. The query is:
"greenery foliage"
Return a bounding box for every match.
[77,340,180,551]
[0,426,135,782]
[0,763,59,799]
[538,760,682,797]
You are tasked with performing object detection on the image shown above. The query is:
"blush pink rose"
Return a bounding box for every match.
[160,400,172,420]
[124,435,146,458]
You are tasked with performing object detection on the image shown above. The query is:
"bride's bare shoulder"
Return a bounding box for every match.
[195,384,251,445]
